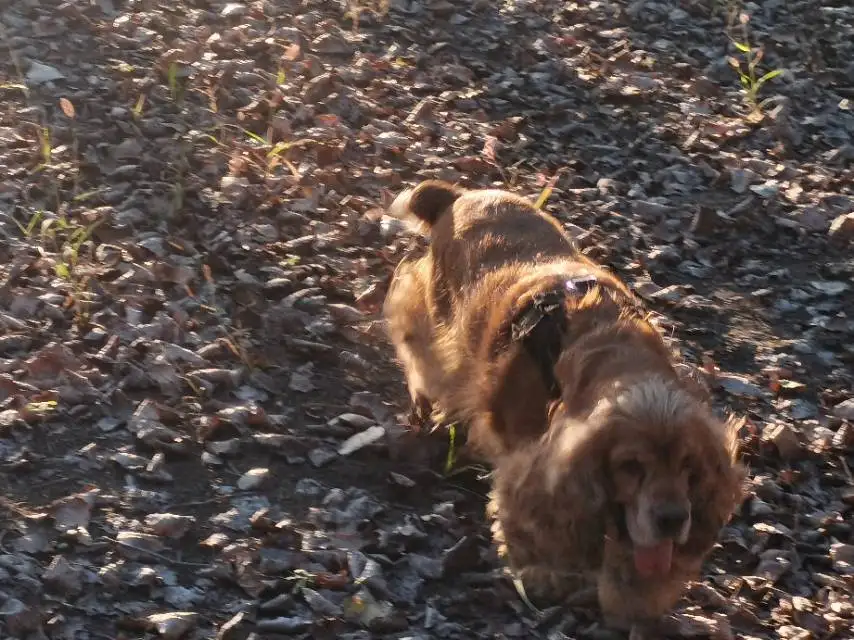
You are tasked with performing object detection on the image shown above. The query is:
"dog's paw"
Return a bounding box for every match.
[509,565,594,610]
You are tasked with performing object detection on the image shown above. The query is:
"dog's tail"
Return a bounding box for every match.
[387,180,464,230]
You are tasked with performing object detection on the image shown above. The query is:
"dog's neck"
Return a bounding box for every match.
[509,273,645,399]
[556,329,678,419]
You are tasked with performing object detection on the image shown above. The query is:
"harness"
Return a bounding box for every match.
[508,274,643,398]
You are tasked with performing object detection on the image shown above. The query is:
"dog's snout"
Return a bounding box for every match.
[653,503,690,538]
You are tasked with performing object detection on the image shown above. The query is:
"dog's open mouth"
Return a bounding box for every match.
[632,540,673,577]
[615,507,676,578]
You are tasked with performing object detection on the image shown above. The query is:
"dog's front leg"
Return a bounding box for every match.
[407,392,433,430]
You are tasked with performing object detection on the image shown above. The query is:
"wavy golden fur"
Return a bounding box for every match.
[383,181,745,632]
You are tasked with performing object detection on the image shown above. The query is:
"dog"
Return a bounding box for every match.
[383,180,745,632]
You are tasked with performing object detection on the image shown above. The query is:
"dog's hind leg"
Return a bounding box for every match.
[384,257,445,428]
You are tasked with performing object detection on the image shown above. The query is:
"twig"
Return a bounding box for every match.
[512,575,543,614]
[105,537,211,568]
[165,496,228,510]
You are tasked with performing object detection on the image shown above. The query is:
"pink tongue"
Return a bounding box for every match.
[633,540,673,577]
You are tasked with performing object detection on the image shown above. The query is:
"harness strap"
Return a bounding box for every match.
[510,275,600,398]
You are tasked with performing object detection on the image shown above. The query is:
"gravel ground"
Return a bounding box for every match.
[0,0,853,638]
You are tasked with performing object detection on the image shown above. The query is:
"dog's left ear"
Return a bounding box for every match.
[685,415,746,553]
[722,413,748,512]
[723,413,746,465]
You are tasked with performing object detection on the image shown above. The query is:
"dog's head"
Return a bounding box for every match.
[546,376,744,580]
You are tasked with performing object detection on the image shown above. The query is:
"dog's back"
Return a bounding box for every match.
[385,181,611,456]
[389,182,579,317]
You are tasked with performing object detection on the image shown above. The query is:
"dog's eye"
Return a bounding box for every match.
[616,459,645,478]
[688,468,702,487]
[683,461,702,487]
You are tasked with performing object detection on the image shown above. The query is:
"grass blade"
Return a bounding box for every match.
[444,424,457,474]
[533,173,560,210]
[755,69,784,88]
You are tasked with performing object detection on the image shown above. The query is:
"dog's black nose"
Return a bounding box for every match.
[654,503,690,537]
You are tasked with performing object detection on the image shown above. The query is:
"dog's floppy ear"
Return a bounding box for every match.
[542,415,610,500]
[553,418,617,551]
[684,414,746,554]
[491,423,613,573]
[388,180,465,227]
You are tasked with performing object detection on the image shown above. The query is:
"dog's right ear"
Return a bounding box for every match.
[388,180,465,227]
[543,418,609,504]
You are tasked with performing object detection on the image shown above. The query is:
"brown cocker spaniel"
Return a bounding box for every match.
[383,180,746,633]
